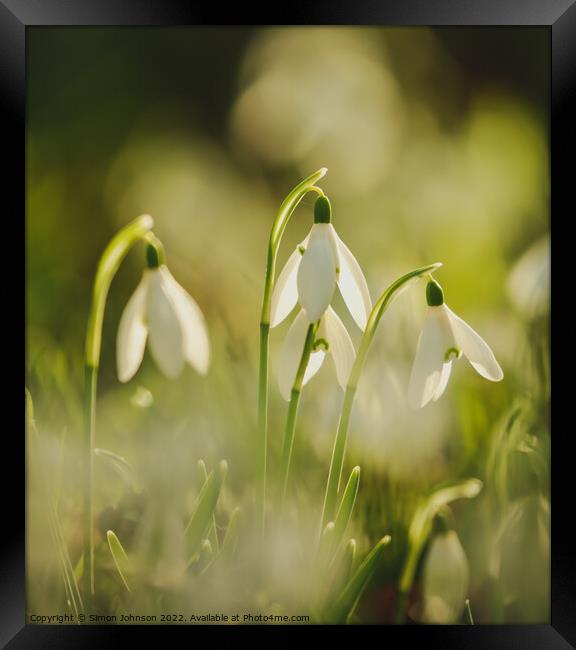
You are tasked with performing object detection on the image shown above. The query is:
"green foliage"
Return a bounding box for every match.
[326,536,391,623]
[184,460,228,563]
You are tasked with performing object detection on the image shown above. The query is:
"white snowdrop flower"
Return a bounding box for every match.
[116,244,210,382]
[506,234,550,318]
[270,196,372,329]
[277,307,355,401]
[422,529,470,624]
[408,279,503,409]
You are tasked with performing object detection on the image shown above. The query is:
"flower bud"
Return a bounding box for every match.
[426,279,444,306]
[146,243,163,269]
[422,529,469,623]
[314,196,332,224]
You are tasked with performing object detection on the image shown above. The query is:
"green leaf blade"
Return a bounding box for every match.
[332,466,361,555]
[184,460,228,562]
[329,535,391,623]
[106,530,131,593]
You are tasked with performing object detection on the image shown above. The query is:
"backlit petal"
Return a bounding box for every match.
[445,305,504,381]
[270,234,310,328]
[161,268,210,375]
[297,223,338,323]
[304,350,326,386]
[277,310,325,401]
[334,230,372,330]
[422,531,469,623]
[407,307,453,408]
[116,273,149,382]
[146,268,185,379]
[322,306,355,389]
[432,361,453,401]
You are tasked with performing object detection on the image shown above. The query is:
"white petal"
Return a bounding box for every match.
[270,234,309,328]
[321,307,355,389]
[160,268,211,375]
[297,223,338,323]
[304,350,326,385]
[334,230,372,330]
[277,310,325,401]
[432,361,453,401]
[116,273,149,383]
[422,531,469,624]
[407,307,454,409]
[146,268,185,379]
[506,235,550,317]
[444,305,504,381]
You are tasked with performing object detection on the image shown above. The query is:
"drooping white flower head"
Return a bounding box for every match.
[422,529,470,624]
[408,279,503,409]
[277,307,355,401]
[116,244,210,382]
[270,196,372,330]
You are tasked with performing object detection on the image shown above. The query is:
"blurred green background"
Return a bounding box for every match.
[26,27,550,623]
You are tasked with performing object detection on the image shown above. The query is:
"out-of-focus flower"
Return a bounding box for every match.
[270,196,372,328]
[116,245,210,382]
[506,235,549,318]
[230,28,404,194]
[422,529,469,623]
[346,358,449,483]
[130,386,154,408]
[408,279,503,408]
[277,307,355,401]
[489,495,550,622]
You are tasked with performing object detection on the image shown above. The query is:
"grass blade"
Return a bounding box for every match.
[328,535,391,623]
[317,538,357,616]
[339,538,356,584]
[27,388,84,614]
[331,466,360,556]
[48,503,83,616]
[198,539,215,575]
[184,460,227,562]
[95,447,141,493]
[317,521,335,565]
[465,599,475,625]
[106,530,131,593]
[73,554,83,584]
[198,460,220,553]
[222,507,241,556]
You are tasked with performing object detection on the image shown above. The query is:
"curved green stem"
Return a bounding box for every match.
[396,478,482,622]
[280,322,319,506]
[82,214,154,605]
[257,168,327,533]
[320,262,443,530]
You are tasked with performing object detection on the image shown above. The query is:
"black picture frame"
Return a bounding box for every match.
[3,1,572,646]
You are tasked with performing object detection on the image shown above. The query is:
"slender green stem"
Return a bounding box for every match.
[257,321,270,533]
[82,214,154,605]
[320,262,443,530]
[321,386,356,532]
[82,364,97,603]
[395,590,408,624]
[280,322,319,506]
[257,168,327,534]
